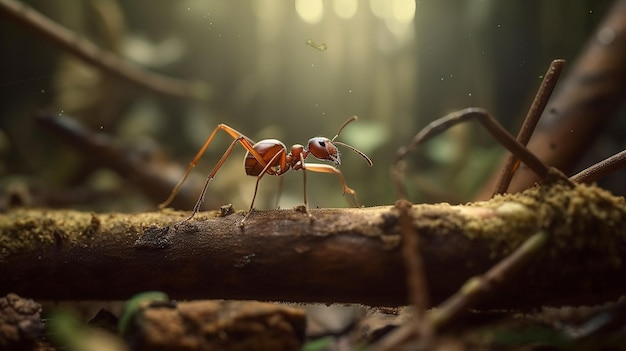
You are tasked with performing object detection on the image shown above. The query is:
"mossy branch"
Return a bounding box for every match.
[1,170,625,308]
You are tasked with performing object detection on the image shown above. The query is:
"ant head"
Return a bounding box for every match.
[308,137,340,166]
[306,116,373,168]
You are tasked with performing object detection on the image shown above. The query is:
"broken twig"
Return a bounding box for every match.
[570,149,626,184]
[374,231,548,350]
[493,59,565,196]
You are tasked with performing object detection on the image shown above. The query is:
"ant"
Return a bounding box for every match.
[158,116,373,226]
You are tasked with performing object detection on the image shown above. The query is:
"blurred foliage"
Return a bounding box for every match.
[0,0,623,213]
[117,291,169,336]
[47,309,129,351]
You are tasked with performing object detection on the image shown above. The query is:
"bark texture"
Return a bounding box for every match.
[0,170,625,308]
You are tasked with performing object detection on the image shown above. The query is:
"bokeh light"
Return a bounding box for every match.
[295,0,324,24]
[333,0,358,19]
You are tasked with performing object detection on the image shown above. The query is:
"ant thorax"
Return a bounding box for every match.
[288,144,306,170]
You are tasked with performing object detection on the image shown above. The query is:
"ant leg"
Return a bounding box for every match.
[298,154,314,221]
[274,176,284,209]
[176,136,245,224]
[301,163,361,207]
[159,124,264,210]
[239,150,286,227]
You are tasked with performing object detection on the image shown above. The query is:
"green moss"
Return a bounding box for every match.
[462,169,626,263]
[0,208,222,261]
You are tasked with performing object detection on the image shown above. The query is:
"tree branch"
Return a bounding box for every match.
[0,0,208,100]
[1,169,625,307]
[35,111,204,210]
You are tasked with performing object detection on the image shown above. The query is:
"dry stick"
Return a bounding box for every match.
[396,199,433,343]
[429,231,548,330]
[35,111,203,210]
[492,59,565,196]
[393,160,432,341]
[374,231,548,351]
[0,0,207,100]
[570,149,626,183]
[393,137,434,341]
[394,108,550,200]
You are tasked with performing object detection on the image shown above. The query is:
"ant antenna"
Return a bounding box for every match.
[332,116,373,167]
[334,141,373,166]
[332,116,358,142]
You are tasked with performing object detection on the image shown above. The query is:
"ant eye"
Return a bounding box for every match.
[318,141,326,147]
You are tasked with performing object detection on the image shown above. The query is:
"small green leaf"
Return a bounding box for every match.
[117,291,169,336]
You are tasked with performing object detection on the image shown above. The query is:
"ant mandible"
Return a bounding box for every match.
[158,116,373,226]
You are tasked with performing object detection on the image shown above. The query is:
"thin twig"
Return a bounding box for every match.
[393,108,550,201]
[570,149,626,183]
[429,231,548,330]
[0,0,208,100]
[396,199,433,345]
[393,113,436,342]
[374,231,548,350]
[493,59,565,196]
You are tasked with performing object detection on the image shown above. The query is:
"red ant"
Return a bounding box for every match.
[158,116,373,226]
